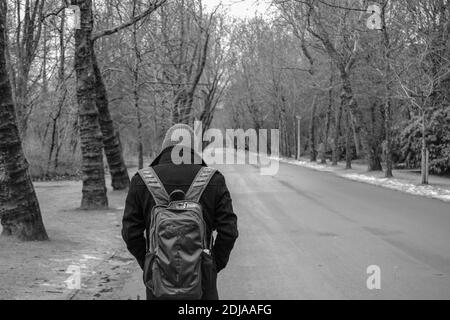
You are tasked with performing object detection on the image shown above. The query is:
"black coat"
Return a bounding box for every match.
[122,147,238,299]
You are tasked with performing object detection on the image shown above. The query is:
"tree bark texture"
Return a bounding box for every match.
[73,0,108,209]
[92,53,130,189]
[0,1,48,240]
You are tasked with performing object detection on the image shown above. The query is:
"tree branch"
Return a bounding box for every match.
[92,0,167,41]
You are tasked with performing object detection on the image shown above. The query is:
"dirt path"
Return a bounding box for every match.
[0,177,140,300]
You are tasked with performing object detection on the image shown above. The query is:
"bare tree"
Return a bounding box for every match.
[275,0,384,170]
[72,0,108,209]
[9,0,45,136]
[0,0,48,240]
[91,0,166,187]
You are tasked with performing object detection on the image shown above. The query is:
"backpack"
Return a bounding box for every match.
[138,166,217,300]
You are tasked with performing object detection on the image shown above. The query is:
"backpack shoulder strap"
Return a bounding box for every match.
[185,167,217,203]
[137,167,170,206]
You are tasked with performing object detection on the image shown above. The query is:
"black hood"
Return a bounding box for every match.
[150,146,207,167]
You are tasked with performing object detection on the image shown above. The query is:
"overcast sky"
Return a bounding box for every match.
[204,0,272,19]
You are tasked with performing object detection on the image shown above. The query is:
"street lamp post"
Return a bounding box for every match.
[296,116,302,160]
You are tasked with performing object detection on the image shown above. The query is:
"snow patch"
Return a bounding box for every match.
[275,157,450,203]
[342,173,450,202]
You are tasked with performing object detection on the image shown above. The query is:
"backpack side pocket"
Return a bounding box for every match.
[143,252,155,290]
[201,251,218,300]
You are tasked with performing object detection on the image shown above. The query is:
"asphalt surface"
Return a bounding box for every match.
[120,160,450,300]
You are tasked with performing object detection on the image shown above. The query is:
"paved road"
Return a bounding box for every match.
[120,160,450,300]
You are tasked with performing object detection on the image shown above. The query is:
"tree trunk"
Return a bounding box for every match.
[73,0,108,209]
[92,54,130,189]
[309,95,318,162]
[135,72,144,169]
[134,73,144,169]
[42,22,48,95]
[340,72,382,171]
[421,112,429,185]
[51,11,68,173]
[381,2,393,178]
[321,80,333,164]
[345,108,352,169]
[351,120,362,158]
[0,2,48,240]
[47,116,58,176]
[368,102,383,171]
[132,11,144,170]
[332,99,343,165]
[15,66,30,136]
[280,95,289,157]
[47,18,67,176]
[384,86,393,177]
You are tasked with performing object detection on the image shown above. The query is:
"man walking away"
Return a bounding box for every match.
[122,124,238,300]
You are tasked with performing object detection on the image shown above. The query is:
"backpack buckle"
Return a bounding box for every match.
[176,202,187,209]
